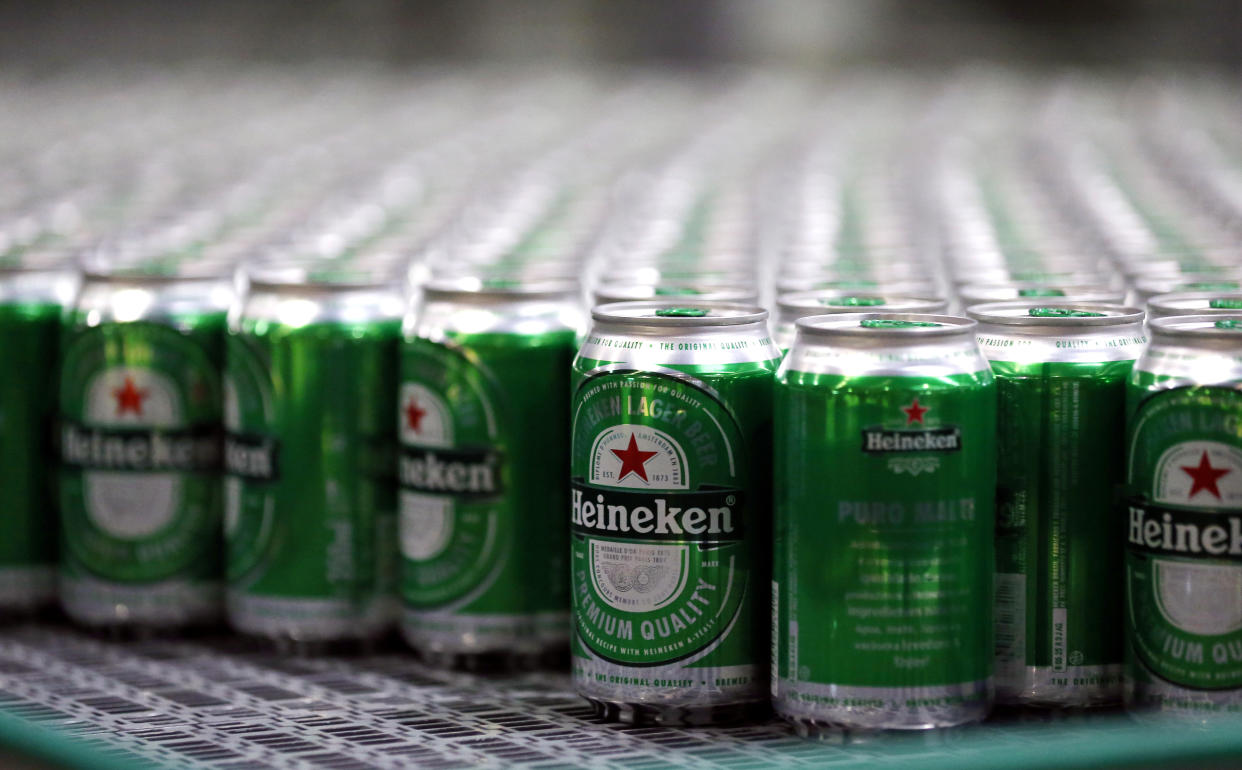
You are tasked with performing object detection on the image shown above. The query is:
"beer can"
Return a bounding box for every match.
[225,264,401,649]
[1147,292,1242,322]
[773,313,996,732]
[59,263,232,630]
[774,291,948,352]
[398,277,584,669]
[570,301,778,725]
[1124,314,1242,719]
[0,253,77,615]
[969,301,1147,707]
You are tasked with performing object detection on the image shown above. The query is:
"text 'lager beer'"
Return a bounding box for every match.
[0,251,76,616]
[570,302,778,725]
[1124,314,1242,718]
[59,259,232,630]
[773,313,997,732]
[399,277,583,669]
[970,301,1147,707]
[225,262,401,650]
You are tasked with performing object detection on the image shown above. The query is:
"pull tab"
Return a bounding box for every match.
[655,307,709,318]
[1215,319,1242,330]
[823,296,886,307]
[1028,307,1105,318]
[1208,298,1242,310]
[1017,288,1067,297]
[860,319,942,329]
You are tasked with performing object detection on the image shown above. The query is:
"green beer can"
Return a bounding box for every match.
[225,264,401,648]
[399,277,584,668]
[59,264,232,630]
[969,301,1147,707]
[774,313,997,732]
[1124,315,1242,718]
[0,254,77,615]
[571,301,778,725]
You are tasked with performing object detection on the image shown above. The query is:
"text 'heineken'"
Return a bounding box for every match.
[59,264,231,629]
[969,301,1147,707]
[1124,315,1242,718]
[570,302,778,725]
[774,313,997,732]
[225,264,400,649]
[399,278,583,668]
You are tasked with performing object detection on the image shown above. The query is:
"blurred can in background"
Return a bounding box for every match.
[398,277,583,669]
[225,264,401,650]
[59,262,231,631]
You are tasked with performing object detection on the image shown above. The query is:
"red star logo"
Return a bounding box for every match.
[404,398,427,433]
[1181,451,1231,500]
[611,434,658,483]
[112,376,148,416]
[901,397,929,425]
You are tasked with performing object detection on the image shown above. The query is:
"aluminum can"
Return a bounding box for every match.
[59,265,232,630]
[773,313,996,733]
[0,255,77,615]
[970,301,1148,707]
[1147,292,1242,322]
[399,277,584,668]
[225,265,401,648]
[1130,273,1242,308]
[570,301,778,725]
[1124,314,1242,719]
[774,291,948,352]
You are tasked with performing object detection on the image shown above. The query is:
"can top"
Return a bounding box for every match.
[0,246,76,275]
[966,301,1143,327]
[795,313,975,340]
[1149,314,1242,342]
[956,281,1123,304]
[778,290,946,315]
[424,275,580,300]
[593,282,758,305]
[592,301,767,327]
[1149,291,1242,316]
[246,260,399,290]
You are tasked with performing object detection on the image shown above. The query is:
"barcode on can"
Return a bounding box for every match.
[995,572,1026,677]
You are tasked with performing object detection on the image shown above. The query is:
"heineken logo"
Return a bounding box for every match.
[1126,501,1242,561]
[861,397,961,455]
[571,482,743,541]
[399,446,501,496]
[589,426,688,490]
[1181,450,1231,500]
[224,433,279,481]
[61,423,221,472]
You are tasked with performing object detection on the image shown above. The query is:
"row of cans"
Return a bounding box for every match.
[3,245,1242,731]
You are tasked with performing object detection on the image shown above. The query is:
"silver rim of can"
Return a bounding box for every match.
[795,312,975,339]
[245,261,398,291]
[593,284,758,305]
[591,301,767,326]
[1148,291,1242,317]
[1149,314,1242,342]
[424,275,580,301]
[965,300,1144,327]
[777,290,947,315]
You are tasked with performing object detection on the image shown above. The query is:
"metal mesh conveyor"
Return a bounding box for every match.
[1,624,1241,770]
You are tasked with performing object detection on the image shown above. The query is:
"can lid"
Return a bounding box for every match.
[424,275,580,300]
[593,283,758,305]
[1150,314,1242,341]
[778,290,947,316]
[966,300,1143,326]
[795,313,975,339]
[592,301,767,327]
[0,246,77,274]
[956,281,1124,305]
[1150,291,1242,316]
[245,260,399,290]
